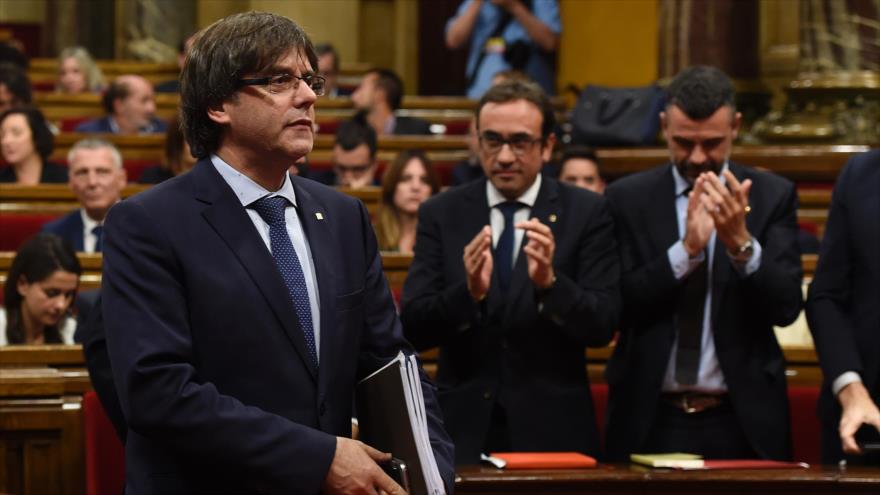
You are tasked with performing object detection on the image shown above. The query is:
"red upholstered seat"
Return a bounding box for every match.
[590,383,608,445]
[83,390,125,495]
[0,214,61,250]
[788,386,822,464]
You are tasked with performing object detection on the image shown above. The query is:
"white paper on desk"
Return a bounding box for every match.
[404,354,446,494]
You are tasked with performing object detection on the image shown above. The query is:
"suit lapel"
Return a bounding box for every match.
[710,163,745,329]
[193,161,318,380]
[70,211,85,251]
[290,177,337,379]
[653,165,680,253]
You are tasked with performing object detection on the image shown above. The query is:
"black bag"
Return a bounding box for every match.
[571,84,665,146]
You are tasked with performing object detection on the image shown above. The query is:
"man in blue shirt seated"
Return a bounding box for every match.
[75,75,167,135]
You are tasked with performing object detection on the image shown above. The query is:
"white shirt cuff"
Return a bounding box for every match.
[832,371,862,396]
[668,240,705,281]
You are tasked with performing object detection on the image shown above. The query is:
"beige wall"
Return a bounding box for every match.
[0,0,46,23]
[558,0,659,91]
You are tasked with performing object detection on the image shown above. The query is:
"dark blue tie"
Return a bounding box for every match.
[92,225,103,252]
[494,201,523,292]
[249,196,318,366]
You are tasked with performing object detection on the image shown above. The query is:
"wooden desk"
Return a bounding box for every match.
[454,464,880,494]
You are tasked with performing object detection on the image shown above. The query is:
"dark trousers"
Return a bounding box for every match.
[483,402,511,454]
[642,399,757,459]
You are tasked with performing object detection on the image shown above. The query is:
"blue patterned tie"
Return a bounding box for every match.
[249,196,318,365]
[494,201,523,292]
[92,225,103,252]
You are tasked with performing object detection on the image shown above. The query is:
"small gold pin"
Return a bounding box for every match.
[549,214,557,223]
[315,212,324,220]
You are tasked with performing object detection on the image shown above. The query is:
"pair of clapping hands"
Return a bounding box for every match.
[683,169,753,258]
[463,218,556,302]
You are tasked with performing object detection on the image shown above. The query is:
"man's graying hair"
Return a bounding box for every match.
[665,66,736,120]
[180,11,318,159]
[67,138,122,169]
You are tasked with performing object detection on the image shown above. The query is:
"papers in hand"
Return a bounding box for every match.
[356,351,446,495]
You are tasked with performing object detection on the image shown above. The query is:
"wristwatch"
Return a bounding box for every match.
[728,237,754,263]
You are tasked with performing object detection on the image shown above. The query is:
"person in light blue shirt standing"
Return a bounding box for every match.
[446,0,560,99]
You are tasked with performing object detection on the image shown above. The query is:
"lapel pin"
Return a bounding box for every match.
[315,212,324,220]
[549,214,557,223]
[744,205,751,214]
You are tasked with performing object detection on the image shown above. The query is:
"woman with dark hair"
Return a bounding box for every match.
[139,115,197,184]
[0,106,66,184]
[375,149,440,253]
[1,233,81,345]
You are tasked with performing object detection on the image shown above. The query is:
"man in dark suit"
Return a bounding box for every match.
[101,12,453,494]
[401,80,620,464]
[603,66,803,461]
[75,75,167,134]
[310,119,380,188]
[807,150,880,465]
[351,68,433,136]
[42,139,125,252]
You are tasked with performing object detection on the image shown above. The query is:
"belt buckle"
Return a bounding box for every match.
[680,394,699,414]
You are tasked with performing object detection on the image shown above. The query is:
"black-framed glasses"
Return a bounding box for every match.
[479,132,542,156]
[237,73,326,96]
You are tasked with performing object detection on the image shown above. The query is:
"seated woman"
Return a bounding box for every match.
[0,106,67,184]
[374,149,440,254]
[139,115,197,183]
[56,46,105,94]
[1,233,82,345]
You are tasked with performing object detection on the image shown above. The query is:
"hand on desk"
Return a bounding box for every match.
[838,381,880,454]
[323,437,405,494]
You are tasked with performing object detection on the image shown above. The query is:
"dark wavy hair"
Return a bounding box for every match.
[4,234,81,345]
[0,106,55,163]
[476,79,556,140]
[180,11,318,159]
[375,150,440,251]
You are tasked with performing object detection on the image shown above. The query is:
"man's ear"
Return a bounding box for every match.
[541,133,556,163]
[731,111,742,139]
[659,111,668,140]
[206,102,230,125]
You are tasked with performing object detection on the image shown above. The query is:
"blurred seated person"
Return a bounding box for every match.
[316,42,346,98]
[0,233,81,345]
[155,35,194,93]
[558,145,605,194]
[56,46,105,94]
[375,149,440,253]
[140,116,197,183]
[451,117,484,186]
[0,61,32,112]
[0,107,67,184]
[0,41,28,69]
[311,119,378,188]
[43,139,126,252]
[75,75,167,134]
[351,68,432,136]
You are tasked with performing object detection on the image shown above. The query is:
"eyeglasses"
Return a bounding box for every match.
[479,132,542,156]
[237,73,326,96]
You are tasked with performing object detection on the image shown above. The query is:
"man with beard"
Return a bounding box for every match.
[603,66,803,461]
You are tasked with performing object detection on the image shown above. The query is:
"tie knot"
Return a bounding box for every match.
[496,201,524,218]
[250,195,290,226]
[92,225,103,236]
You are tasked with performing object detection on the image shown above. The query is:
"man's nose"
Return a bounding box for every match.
[689,145,707,164]
[496,143,517,164]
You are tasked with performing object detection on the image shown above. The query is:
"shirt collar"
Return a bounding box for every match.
[383,114,396,135]
[79,208,100,231]
[211,154,298,208]
[670,161,729,197]
[486,173,542,208]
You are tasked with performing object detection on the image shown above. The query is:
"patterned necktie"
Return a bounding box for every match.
[674,186,706,385]
[92,225,104,253]
[249,195,318,366]
[494,201,523,292]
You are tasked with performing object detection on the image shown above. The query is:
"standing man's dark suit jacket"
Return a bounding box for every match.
[806,150,880,462]
[42,209,85,251]
[102,159,454,493]
[401,177,620,464]
[604,162,803,461]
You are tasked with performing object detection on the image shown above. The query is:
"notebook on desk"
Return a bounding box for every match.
[631,453,809,470]
[486,452,597,469]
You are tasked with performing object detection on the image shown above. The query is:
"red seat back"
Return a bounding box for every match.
[0,214,61,251]
[788,386,821,463]
[83,390,125,495]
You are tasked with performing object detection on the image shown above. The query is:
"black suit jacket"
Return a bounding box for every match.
[604,162,803,461]
[806,150,880,462]
[401,177,621,464]
[42,209,85,251]
[393,115,433,135]
[102,159,454,493]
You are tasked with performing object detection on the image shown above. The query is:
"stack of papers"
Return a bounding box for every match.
[356,351,446,495]
[631,453,809,470]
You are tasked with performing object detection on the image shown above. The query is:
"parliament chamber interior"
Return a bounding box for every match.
[1,0,878,494]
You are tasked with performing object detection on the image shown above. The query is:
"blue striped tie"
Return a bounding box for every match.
[249,196,318,365]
